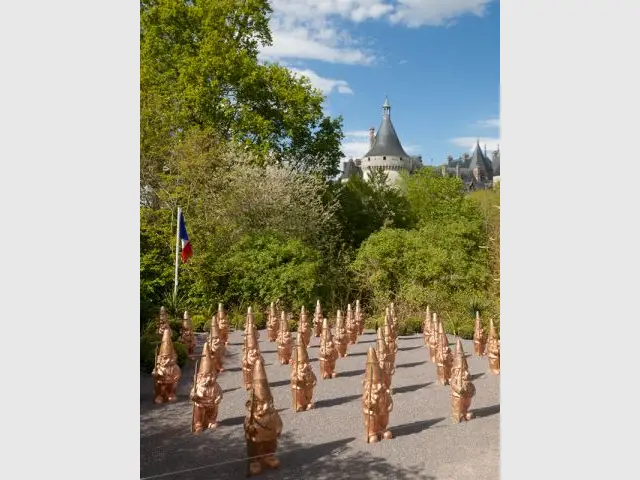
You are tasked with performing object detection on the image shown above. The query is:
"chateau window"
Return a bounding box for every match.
[383,156,386,160]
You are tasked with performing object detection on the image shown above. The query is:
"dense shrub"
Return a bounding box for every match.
[396,316,423,336]
[191,314,209,332]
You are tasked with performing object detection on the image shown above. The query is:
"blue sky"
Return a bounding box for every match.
[259,0,500,165]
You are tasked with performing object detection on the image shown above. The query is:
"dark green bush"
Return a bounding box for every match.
[396,316,423,336]
[191,314,209,332]
[288,319,298,331]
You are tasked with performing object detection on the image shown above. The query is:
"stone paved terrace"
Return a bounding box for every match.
[140,328,500,480]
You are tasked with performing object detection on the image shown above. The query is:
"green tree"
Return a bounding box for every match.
[140,0,344,186]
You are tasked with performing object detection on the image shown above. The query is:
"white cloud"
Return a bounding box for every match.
[288,67,354,95]
[263,1,496,65]
[260,29,374,65]
[450,136,501,153]
[390,0,493,28]
[398,59,408,65]
[475,117,500,129]
[345,130,372,138]
[342,140,371,159]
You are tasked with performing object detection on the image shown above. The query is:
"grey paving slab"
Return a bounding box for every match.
[141,328,500,480]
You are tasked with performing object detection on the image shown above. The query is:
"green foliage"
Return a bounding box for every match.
[228,307,266,330]
[396,316,423,336]
[191,314,208,332]
[140,0,344,181]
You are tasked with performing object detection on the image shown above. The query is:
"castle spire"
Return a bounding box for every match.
[383,96,391,118]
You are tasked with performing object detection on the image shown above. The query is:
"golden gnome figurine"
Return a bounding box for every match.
[313,299,323,337]
[152,329,182,404]
[179,310,197,356]
[244,359,283,477]
[190,342,223,433]
[276,311,293,365]
[383,316,398,368]
[422,306,432,346]
[362,347,393,443]
[355,300,364,336]
[334,310,349,357]
[318,317,339,379]
[346,303,358,345]
[267,302,279,342]
[298,306,312,347]
[217,302,229,346]
[157,306,170,335]
[291,335,317,411]
[207,317,226,373]
[450,339,476,423]
[473,311,487,356]
[243,312,264,390]
[427,312,440,364]
[376,327,394,390]
[487,318,500,375]
[436,323,454,385]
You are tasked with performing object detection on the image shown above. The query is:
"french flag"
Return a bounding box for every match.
[179,211,193,263]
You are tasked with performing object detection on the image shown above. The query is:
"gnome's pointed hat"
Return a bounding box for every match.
[315,299,322,316]
[198,342,215,375]
[355,299,361,310]
[160,306,168,318]
[321,317,332,340]
[336,310,343,328]
[376,327,388,353]
[279,312,289,332]
[295,333,310,363]
[245,306,254,330]
[300,305,308,324]
[365,347,383,383]
[489,318,498,338]
[218,302,224,312]
[210,317,221,338]
[251,359,274,402]
[183,310,192,327]
[159,328,175,356]
[454,338,469,370]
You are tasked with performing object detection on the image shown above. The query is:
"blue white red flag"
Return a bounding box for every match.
[179,212,193,263]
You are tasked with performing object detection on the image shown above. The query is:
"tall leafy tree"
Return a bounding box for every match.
[140,0,344,187]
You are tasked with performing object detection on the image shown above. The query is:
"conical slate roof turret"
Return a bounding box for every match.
[468,140,494,178]
[363,97,410,158]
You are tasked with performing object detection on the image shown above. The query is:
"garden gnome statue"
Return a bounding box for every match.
[291,334,317,411]
[190,342,223,433]
[152,329,182,404]
[179,310,196,356]
[157,306,170,335]
[244,359,283,477]
[422,306,432,346]
[318,317,338,379]
[362,347,393,443]
[276,311,293,365]
[427,312,440,363]
[383,315,397,368]
[450,339,476,423]
[487,319,500,375]
[376,327,394,390]
[217,303,229,345]
[334,310,349,357]
[355,300,364,335]
[298,306,312,347]
[267,302,278,342]
[473,311,487,356]
[436,323,453,385]
[208,317,225,373]
[313,300,323,337]
[346,303,358,344]
[243,316,264,390]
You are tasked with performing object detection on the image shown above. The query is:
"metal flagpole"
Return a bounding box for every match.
[173,206,181,303]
